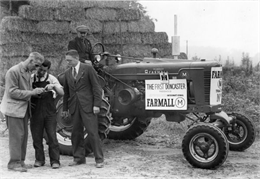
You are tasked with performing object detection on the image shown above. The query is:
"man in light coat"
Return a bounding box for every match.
[0,52,45,172]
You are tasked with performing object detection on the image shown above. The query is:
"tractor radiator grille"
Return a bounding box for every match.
[204,71,211,103]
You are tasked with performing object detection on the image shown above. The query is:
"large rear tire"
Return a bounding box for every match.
[224,113,255,151]
[182,123,229,169]
[108,117,151,140]
[47,97,111,156]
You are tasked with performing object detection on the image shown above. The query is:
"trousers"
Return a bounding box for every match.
[6,110,29,169]
[30,113,60,165]
[71,102,103,163]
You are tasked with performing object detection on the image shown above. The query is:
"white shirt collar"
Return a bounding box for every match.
[32,72,48,81]
[74,61,80,73]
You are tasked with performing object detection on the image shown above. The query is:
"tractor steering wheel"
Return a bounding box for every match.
[92,42,105,55]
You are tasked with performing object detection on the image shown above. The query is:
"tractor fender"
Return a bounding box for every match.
[210,111,234,127]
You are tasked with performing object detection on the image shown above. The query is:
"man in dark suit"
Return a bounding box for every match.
[61,50,104,168]
[68,25,93,63]
[0,52,45,172]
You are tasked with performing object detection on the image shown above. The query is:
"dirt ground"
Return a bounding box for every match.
[0,117,259,179]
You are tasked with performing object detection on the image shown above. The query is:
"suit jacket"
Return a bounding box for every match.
[63,62,102,114]
[68,37,93,62]
[0,62,32,118]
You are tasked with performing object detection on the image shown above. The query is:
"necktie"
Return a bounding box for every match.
[73,67,77,79]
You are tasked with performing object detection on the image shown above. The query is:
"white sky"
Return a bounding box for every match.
[139,0,260,62]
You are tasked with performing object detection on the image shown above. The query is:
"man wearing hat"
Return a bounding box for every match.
[68,25,93,63]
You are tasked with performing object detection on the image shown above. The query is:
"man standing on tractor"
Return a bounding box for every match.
[30,59,64,169]
[68,25,93,64]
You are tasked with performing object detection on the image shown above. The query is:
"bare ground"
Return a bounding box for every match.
[0,117,259,179]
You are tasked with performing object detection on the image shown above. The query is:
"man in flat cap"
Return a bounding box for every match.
[68,25,93,63]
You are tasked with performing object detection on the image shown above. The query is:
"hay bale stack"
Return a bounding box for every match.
[122,44,152,57]
[54,7,85,21]
[0,0,174,86]
[0,4,11,21]
[70,19,102,33]
[29,0,87,8]
[104,44,122,55]
[37,21,70,34]
[23,33,70,46]
[103,32,142,45]
[103,21,128,34]
[0,30,23,44]
[45,56,68,76]
[116,9,141,21]
[19,5,54,21]
[31,44,67,57]
[0,43,32,57]
[141,32,168,44]
[128,16,155,33]
[85,8,117,21]
[94,1,130,9]
[0,16,37,32]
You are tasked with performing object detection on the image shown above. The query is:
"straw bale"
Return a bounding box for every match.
[54,7,85,21]
[0,43,32,57]
[116,9,141,21]
[0,30,23,45]
[85,8,117,21]
[92,33,102,44]
[29,0,85,8]
[44,56,68,76]
[0,56,27,70]
[103,32,142,45]
[70,20,102,33]
[19,5,54,21]
[141,32,168,44]
[0,5,11,21]
[128,17,155,33]
[104,44,122,55]
[37,21,70,34]
[103,21,128,34]
[0,16,37,32]
[21,32,70,46]
[31,44,67,57]
[94,1,130,9]
[85,33,102,46]
[122,44,152,57]
[152,43,172,57]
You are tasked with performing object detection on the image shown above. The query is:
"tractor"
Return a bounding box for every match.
[55,43,255,169]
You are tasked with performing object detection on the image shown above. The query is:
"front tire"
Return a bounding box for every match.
[182,123,229,169]
[224,113,255,151]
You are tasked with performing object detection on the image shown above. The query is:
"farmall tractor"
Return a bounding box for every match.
[56,43,255,169]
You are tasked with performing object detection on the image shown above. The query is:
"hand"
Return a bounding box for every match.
[93,106,100,114]
[61,111,69,118]
[45,84,55,91]
[32,88,45,95]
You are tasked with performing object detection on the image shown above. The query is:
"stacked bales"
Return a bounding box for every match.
[0,0,172,98]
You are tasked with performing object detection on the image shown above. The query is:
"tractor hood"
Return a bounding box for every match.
[105,58,221,80]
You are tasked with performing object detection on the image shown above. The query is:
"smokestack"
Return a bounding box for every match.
[174,14,177,36]
[172,15,180,59]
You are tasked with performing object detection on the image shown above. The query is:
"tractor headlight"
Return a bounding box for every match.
[115,54,121,62]
[94,55,101,62]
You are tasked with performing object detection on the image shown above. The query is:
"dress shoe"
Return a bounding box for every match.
[68,161,86,166]
[22,164,33,169]
[95,162,104,168]
[52,163,60,169]
[8,167,27,172]
[34,161,45,167]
